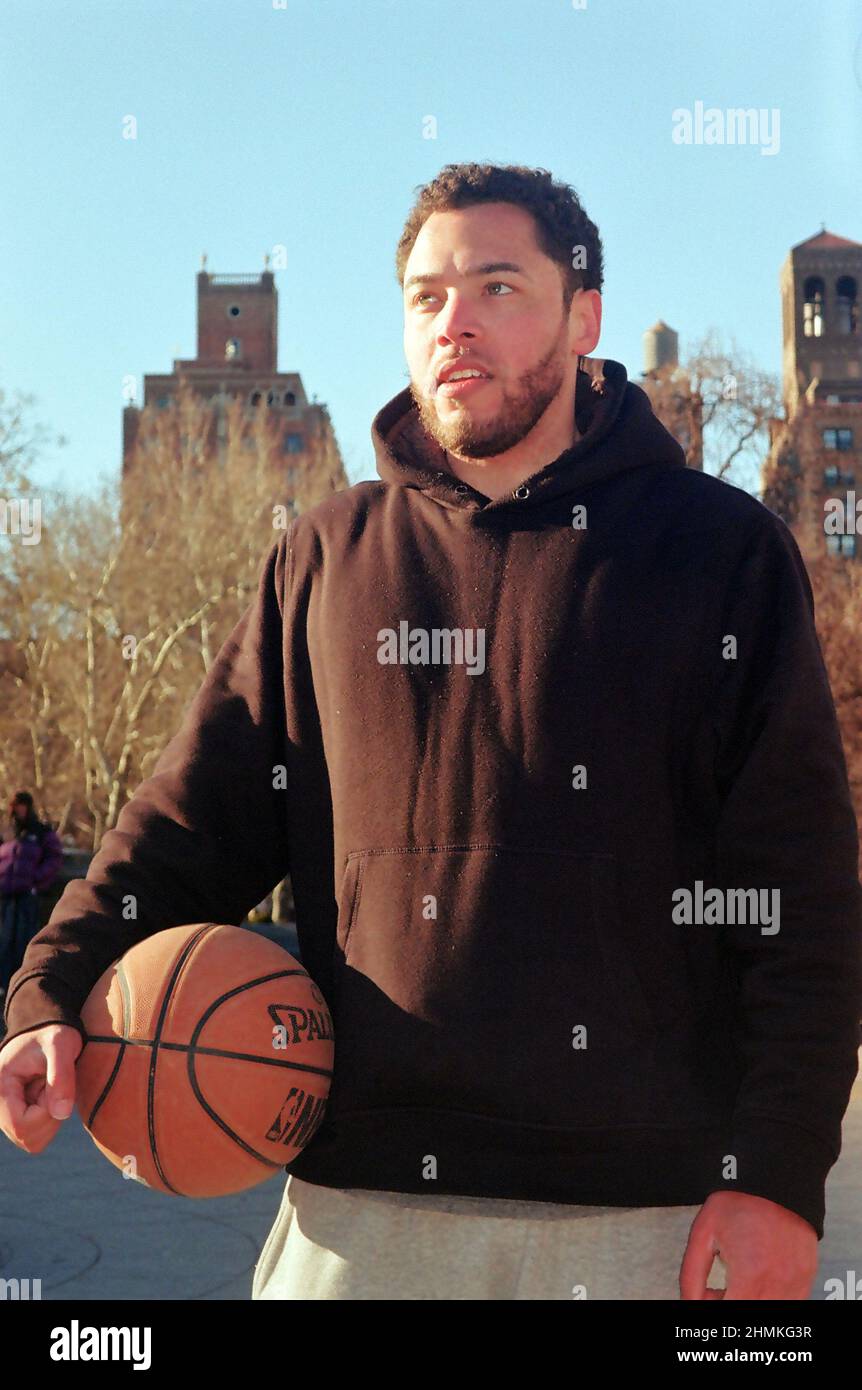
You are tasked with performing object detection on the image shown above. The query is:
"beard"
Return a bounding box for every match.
[409,312,571,460]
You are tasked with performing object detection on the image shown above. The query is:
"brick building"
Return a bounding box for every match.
[122,256,348,505]
[761,229,862,561]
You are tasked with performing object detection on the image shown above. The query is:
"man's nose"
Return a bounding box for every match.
[435,295,480,343]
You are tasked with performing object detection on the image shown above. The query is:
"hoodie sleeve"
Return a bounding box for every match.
[1,531,293,1056]
[704,509,862,1239]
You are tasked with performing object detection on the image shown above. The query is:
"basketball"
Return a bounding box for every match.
[74,923,334,1197]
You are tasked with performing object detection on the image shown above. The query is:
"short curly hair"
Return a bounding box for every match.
[395,162,604,308]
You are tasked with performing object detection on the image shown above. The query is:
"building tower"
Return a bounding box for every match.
[639,320,703,469]
[122,255,348,506]
[762,229,862,560]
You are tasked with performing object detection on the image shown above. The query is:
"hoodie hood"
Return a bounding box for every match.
[371,356,686,519]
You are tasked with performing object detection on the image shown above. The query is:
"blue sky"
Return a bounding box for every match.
[1,0,860,495]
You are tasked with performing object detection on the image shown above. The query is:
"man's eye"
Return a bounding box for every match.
[412,281,514,308]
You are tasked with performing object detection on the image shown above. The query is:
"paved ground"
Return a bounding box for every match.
[2,921,861,1299]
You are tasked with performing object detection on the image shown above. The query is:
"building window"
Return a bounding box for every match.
[823,428,854,451]
[227,303,241,319]
[155,395,171,408]
[250,390,262,406]
[266,389,276,405]
[803,277,825,337]
[225,338,241,360]
[826,532,857,557]
[823,466,856,487]
[284,391,296,406]
[283,432,303,454]
[836,276,858,335]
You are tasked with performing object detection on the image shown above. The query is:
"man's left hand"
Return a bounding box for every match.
[679,1191,818,1299]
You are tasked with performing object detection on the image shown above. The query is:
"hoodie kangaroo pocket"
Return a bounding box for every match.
[329,845,662,1130]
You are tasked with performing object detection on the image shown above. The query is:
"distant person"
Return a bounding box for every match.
[0,791,63,1001]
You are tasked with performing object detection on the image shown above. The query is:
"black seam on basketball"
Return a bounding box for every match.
[86,1046,125,1129]
[187,969,316,1048]
[82,1036,333,1079]
[148,924,216,1195]
[86,954,134,1128]
[185,1064,285,1170]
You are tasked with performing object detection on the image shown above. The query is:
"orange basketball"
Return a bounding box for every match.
[74,923,334,1197]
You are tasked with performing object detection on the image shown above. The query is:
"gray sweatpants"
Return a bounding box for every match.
[252,1176,726,1300]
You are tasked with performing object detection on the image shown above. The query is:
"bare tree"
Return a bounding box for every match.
[647,328,783,494]
[2,381,347,853]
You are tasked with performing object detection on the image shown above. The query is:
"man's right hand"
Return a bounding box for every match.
[0,1025,84,1153]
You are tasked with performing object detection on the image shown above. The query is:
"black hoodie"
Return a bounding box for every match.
[4,357,861,1238]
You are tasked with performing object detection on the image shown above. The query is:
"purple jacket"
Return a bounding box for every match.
[0,821,64,897]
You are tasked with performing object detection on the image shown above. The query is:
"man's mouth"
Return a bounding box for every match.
[435,360,493,385]
[437,374,493,399]
[434,362,494,398]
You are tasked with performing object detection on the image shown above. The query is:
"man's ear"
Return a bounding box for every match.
[577,290,602,354]
[566,288,601,357]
